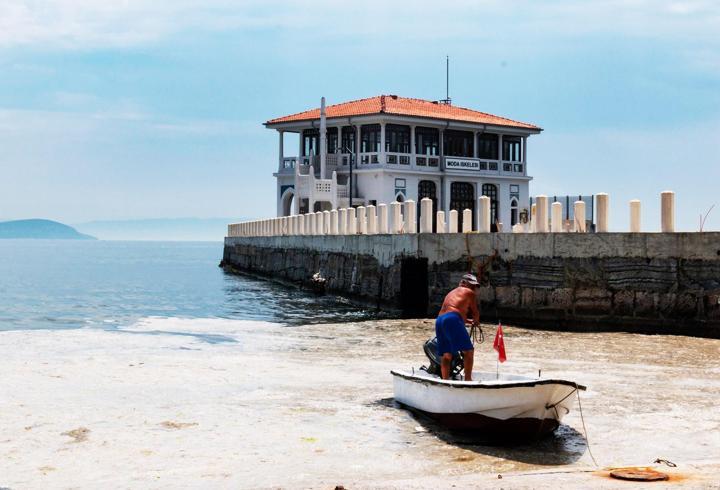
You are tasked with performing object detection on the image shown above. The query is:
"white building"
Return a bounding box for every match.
[267,95,541,230]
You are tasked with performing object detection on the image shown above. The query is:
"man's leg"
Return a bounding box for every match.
[462,349,474,381]
[441,353,453,380]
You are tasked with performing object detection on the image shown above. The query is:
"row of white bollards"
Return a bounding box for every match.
[228,191,677,237]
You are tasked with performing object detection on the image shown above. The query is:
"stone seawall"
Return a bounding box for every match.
[223,233,720,336]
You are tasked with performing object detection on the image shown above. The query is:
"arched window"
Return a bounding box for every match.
[482,184,499,224]
[450,182,475,231]
[510,198,519,226]
[395,192,405,203]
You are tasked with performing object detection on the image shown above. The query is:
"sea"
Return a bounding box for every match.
[0,239,377,332]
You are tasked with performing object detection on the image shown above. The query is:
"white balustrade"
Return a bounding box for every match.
[339,208,347,235]
[448,209,458,233]
[420,198,433,233]
[661,191,674,232]
[323,210,331,235]
[630,200,641,232]
[404,200,417,234]
[551,202,562,232]
[330,209,339,235]
[378,204,388,234]
[574,201,586,232]
[357,206,367,234]
[535,195,549,233]
[347,207,357,234]
[298,214,305,235]
[366,205,377,234]
[596,193,609,232]
[530,203,537,233]
[436,211,446,233]
[462,209,473,233]
[478,196,491,233]
[390,202,402,234]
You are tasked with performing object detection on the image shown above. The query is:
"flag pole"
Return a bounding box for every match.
[496,358,499,379]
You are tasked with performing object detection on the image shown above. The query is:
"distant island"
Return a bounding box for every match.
[74,217,244,241]
[0,219,97,240]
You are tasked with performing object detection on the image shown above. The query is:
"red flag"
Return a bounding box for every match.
[493,324,507,363]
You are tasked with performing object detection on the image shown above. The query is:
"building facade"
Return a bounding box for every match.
[267,95,541,230]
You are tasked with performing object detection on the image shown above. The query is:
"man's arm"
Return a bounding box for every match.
[466,289,480,325]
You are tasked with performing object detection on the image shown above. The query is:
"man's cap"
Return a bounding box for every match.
[461,273,480,286]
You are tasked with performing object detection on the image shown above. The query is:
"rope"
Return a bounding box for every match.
[575,386,599,468]
[469,322,484,345]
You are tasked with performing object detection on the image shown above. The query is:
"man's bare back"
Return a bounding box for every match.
[439,286,480,325]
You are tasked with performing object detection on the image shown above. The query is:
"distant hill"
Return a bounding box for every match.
[74,218,245,241]
[0,219,97,240]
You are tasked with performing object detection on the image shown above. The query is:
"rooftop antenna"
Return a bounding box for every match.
[440,55,452,105]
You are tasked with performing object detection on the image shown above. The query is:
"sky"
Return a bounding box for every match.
[0,0,719,231]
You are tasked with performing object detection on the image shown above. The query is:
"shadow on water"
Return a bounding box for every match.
[222,270,394,326]
[373,397,587,466]
[117,329,237,344]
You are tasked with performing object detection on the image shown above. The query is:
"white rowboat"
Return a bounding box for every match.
[391,369,586,441]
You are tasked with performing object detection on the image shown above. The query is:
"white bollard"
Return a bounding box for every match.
[436,210,446,233]
[404,200,417,234]
[530,203,537,233]
[339,208,347,235]
[330,209,339,235]
[323,210,331,235]
[551,201,563,233]
[596,193,609,232]
[377,204,388,234]
[478,196,491,233]
[629,200,641,233]
[661,191,674,232]
[390,202,402,234]
[306,213,314,235]
[462,209,473,233]
[366,205,377,235]
[449,209,459,233]
[315,211,324,235]
[298,214,305,235]
[420,198,433,233]
[535,195,549,233]
[574,201,586,233]
[357,206,367,234]
[347,207,357,235]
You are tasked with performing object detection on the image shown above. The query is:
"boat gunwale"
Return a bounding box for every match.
[391,370,587,391]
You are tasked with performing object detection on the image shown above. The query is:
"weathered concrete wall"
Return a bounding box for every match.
[223,233,720,336]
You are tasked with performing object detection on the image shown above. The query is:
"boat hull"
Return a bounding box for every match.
[392,369,585,441]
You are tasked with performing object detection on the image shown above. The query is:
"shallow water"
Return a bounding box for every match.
[1,241,719,487]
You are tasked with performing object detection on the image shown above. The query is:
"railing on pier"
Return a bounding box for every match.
[227,192,678,238]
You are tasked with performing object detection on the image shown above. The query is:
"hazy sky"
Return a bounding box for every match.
[1,0,718,230]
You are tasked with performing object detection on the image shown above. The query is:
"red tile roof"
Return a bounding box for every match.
[266,95,540,130]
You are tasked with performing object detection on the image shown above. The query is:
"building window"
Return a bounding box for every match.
[502,135,522,162]
[361,124,380,152]
[341,126,356,153]
[511,198,519,226]
[482,183,499,224]
[450,182,475,231]
[443,130,474,157]
[478,133,499,160]
[302,128,319,157]
[415,126,439,156]
[327,129,339,153]
[385,124,410,153]
[510,184,519,199]
[394,178,406,189]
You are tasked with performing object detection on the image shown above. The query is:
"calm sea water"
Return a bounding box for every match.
[0,240,378,331]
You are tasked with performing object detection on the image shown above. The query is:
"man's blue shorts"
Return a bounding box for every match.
[435,311,474,356]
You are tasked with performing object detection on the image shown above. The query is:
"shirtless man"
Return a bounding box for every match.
[435,273,480,381]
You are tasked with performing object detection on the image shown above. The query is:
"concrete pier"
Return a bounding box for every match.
[223,232,720,336]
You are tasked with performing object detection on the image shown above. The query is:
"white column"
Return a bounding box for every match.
[420,198,433,233]
[410,125,416,166]
[462,209,473,233]
[448,209,459,233]
[574,201,587,232]
[478,196,491,233]
[390,202,402,234]
[378,204,388,234]
[347,207,357,234]
[339,208,347,235]
[436,210,446,233]
[404,200,417,234]
[298,214,305,235]
[357,206,367,234]
[278,130,284,169]
[330,209,339,235]
[551,201,563,232]
[596,193,609,232]
[379,122,386,164]
[630,200,641,233]
[317,211,325,235]
[323,210,331,235]
[366,205,377,234]
[661,191,675,232]
[319,97,327,179]
[530,203,537,233]
[536,195,549,232]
